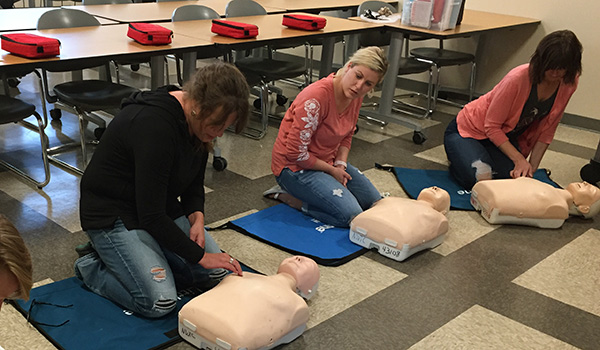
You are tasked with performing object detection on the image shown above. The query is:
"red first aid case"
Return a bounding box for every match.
[127,23,173,45]
[0,33,60,58]
[282,14,327,31]
[211,19,258,39]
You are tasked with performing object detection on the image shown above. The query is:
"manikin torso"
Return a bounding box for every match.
[351,197,449,247]
[471,177,573,228]
[178,272,308,350]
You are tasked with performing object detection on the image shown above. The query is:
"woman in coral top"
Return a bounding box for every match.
[444,30,582,189]
[264,47,388,227]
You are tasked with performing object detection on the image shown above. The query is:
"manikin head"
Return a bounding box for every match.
[566,181,600,218]
[417,187,451,215]
[277,256,320,300]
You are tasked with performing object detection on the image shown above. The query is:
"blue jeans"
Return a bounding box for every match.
[276,164,382,227]
[74,216,224,318]
[444,118,517,189]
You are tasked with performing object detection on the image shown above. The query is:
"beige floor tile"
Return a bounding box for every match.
[362,168,408,198]
[553,124,600,150]
[414,144,449,166]
[209,212,406,329]
[409,304,578,350]
[512,228,600,317]
[432,210,495,256]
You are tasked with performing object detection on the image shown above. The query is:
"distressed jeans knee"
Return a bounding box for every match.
[472,160,493,182]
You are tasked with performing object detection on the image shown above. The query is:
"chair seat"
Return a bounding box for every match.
[53,80,139,111]
[0,95,36,123]
[398,57,432,75]
[410,48,475,67]
[235,57,306,81]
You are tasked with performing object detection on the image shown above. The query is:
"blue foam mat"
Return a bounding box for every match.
[226,204,366,266]
[13,264,258,350]
[386,166,560,210]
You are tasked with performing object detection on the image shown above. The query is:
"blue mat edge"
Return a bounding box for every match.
[213,219,367,267]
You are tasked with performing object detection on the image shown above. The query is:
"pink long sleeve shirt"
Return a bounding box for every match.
[271,74,361,176]
[456,64,578,157]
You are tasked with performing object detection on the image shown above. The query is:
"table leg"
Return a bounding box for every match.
[182,51,197,85]
[150,55,165,90]
[319,36,336,79]
[359,31,422,132]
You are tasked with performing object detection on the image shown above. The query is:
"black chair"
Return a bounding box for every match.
[37,8,139,175]
[225,0,308,139]
[409,38,476,110]
[171,4,224,86]
[0,69,50,188]
[357,1,434,121]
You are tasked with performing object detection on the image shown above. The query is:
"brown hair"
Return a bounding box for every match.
[0,215,32,301]
[183,62,250,148]
[529,30,582,85]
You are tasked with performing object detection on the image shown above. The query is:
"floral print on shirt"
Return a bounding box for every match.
[297,98,321,162]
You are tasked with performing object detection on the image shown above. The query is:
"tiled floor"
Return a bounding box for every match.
[1,62,599,350]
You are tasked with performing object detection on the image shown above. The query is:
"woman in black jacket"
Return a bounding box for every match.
[76,63,249,318]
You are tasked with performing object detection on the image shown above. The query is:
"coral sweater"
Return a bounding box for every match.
[271,74,361,176]
[457,64,578,157]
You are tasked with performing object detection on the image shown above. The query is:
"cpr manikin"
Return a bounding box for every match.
[178,256,320,350]
[471,177,600,228]
[349,187,450,261]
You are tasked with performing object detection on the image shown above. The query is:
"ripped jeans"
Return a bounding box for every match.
[444,118,517,189]
[74,216,223,318]
[276,164,382,227]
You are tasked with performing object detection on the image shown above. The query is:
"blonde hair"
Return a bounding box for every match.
[0,215,32,301]
[337,46,388,84]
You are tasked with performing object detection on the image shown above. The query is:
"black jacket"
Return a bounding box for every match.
[80,86,207,263]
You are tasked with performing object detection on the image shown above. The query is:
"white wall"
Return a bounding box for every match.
[459,0,599,120]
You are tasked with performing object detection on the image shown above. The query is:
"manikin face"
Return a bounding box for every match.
[417,186,451,214]
[277,256,320,297]
[0,266,19,311]
[339,64,381,100]
[567,182,600,215]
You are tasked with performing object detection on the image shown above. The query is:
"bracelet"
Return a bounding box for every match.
[334,160,347,169]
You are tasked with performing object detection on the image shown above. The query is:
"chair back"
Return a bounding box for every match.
[83,0,132,4]
[37,8,101,30]
[357,1,397,48]
[172,4,220,21]
[225,0,266,17]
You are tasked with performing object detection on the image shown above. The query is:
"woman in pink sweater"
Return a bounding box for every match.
[444,30,582,189]
[264,47,388,227]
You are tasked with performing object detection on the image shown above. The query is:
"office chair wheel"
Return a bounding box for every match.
[130,64,140,72]
[7,77,20,88]
[213,156,227,171]
[94,127,105,140]
[580,160,600,187]
[50,108,62,120]
[412,131,426,145]
[276,94,288,106]
[253,98,262,110]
